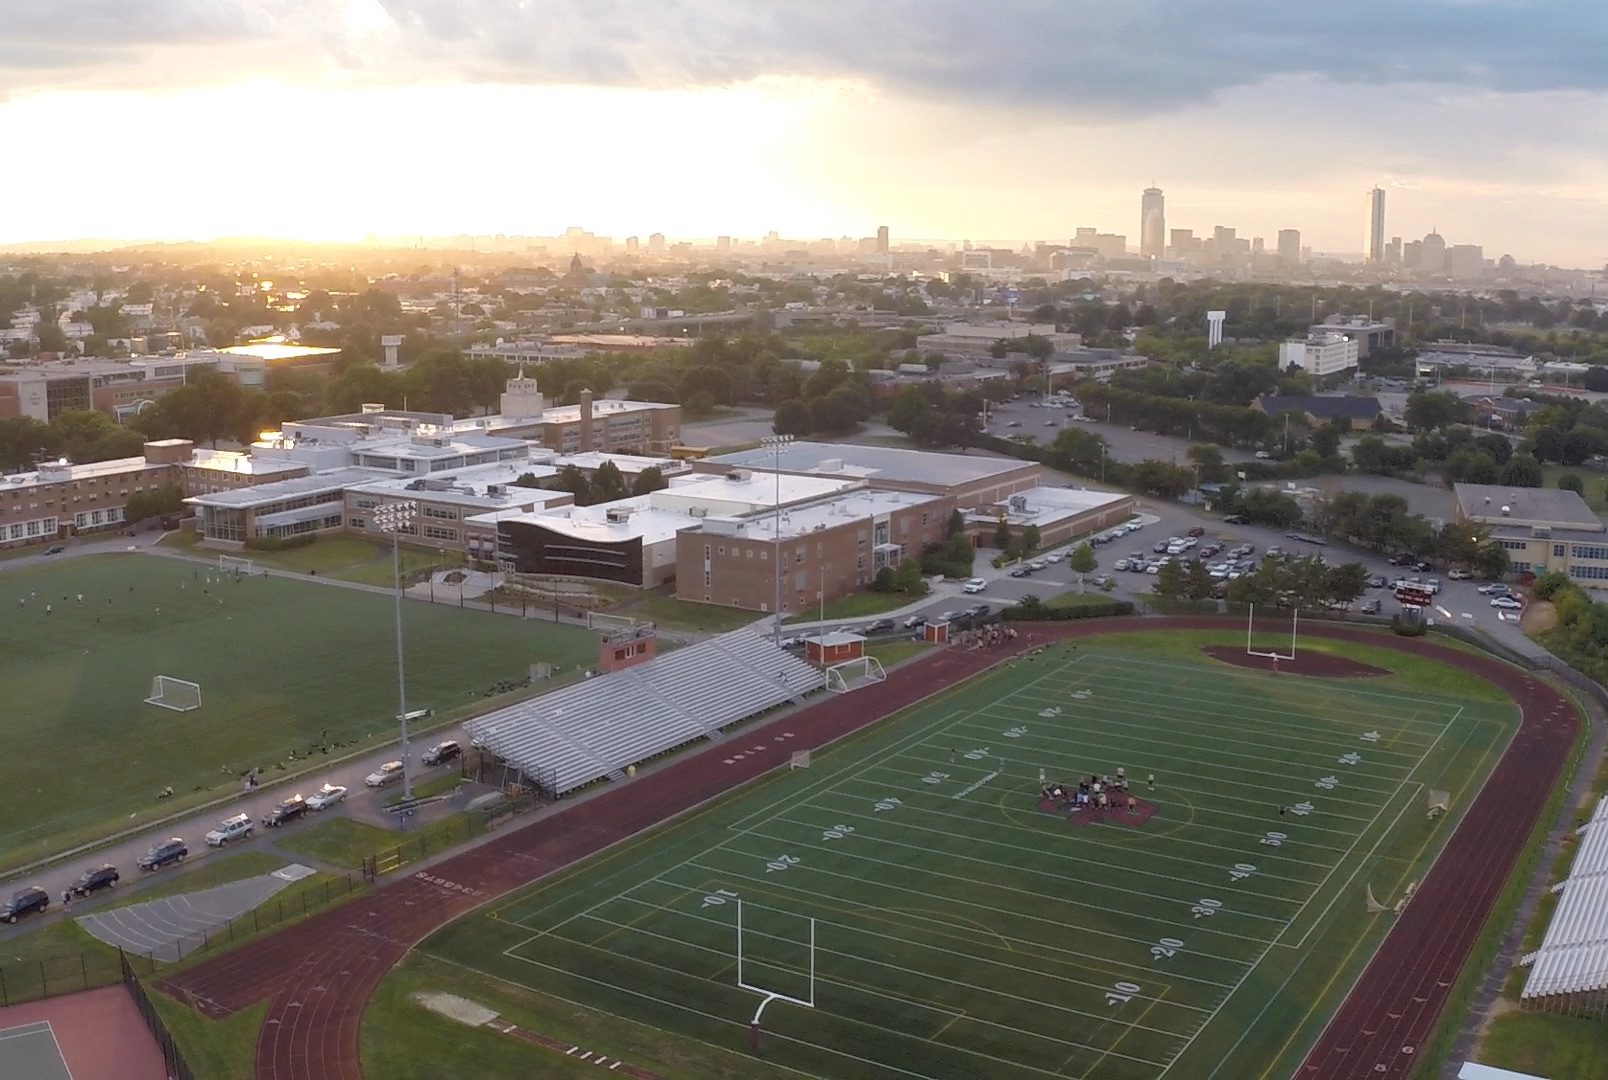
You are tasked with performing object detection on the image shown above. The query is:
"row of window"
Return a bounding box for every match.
[73,507,124,529]
[3,516,57,540]
[1571,564,1608,580]
[1572,544,1608,561]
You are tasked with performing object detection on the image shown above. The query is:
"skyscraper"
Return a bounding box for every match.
[876,225,889,254]
[1364,187,1386,263]
[1140,187,1165,258]
[1277,229,1301,265]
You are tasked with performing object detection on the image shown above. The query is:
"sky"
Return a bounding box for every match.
[3,1,1608,265]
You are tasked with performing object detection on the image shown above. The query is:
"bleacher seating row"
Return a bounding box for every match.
[1522,794,1608,1000]
[466,629,826,796]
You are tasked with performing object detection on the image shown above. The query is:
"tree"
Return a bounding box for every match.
[629,380,678,404]
[809,386,861,435]
[772,400,812,436]
[947,509,965,538]
[49,410,145,462]
[893,557,928,597]
[556,464,592,505]
[1559,473,1585,495]
[1069,542,1096,592]
[0,416,51,470]
[1404,391,1466,432]
[1186,443,1229,484]
[513,472,545,489]
[1309,424,1342,459]
[592,460,628,503]
[1499,453,1543,488]
[677,366,729,407]
[1326,563,1370,607]
[994,520,1012,550]
[1153,559,1184,598]
[1020,525,1042,554]
[631,466,668,497]
[123,485,184,525]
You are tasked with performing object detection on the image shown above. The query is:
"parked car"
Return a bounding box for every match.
[1478,583,1512,596]
[138,838,188,871]
[863,618,896,634]
[1114,558,1130,571]
[1186,526,1205,537]
[264,795,308,828]
[965,603,990,618]
[1412,560,1433,572]
[1091,574,1113,587]
[1367,575,1388,589]
[43,545,65,556]
[306,784,348,810]
[423,741,461,767]
[962,577,987,594]
[205,812,255,847]
[69,864,119,897]
[0,887,48,924]
[1008,566,1030,578]
[1491,596,1524,610]
[1254,450,1272,460]
[1045,551,1065,563]
[1360,598,1383,614]
[1388,553,1415,567]
[1222,514,1247,525]
[937,611,960,623]
[365,761,404,787]
[1027,560,1047,571]
[1424,578,1442,594]
[1447,568,1471,580]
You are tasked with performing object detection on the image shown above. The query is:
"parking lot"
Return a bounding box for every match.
[821,498,1537,654]
[980,394,1258,467]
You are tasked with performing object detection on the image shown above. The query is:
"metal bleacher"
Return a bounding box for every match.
[465,629,826,797]
[1521,794,1608,1003]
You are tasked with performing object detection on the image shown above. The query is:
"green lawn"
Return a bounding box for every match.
[783,591,917,625]
[0,554,596,869]
[1046,589,1118,609]
[862,640,933,668]
[273,817,397,869]
[610,590,763,634]
[409,632,1518,1079]
[1541,464,1608,515]
[151,996,267,1080]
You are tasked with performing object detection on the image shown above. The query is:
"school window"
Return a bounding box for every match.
[1555,544,1568,557]
[1511,561,1532,573]
[1574,565,1608,580]
[1572,544,1608,561]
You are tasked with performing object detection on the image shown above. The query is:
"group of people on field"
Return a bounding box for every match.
[1041,767,1153,815]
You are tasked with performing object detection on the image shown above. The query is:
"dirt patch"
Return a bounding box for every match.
[1201,645,1391,679]
[1520,599,1558,634]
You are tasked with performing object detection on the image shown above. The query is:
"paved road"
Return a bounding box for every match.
[0,736,466,945]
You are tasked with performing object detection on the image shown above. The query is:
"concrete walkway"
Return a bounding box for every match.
[77,865,314,963]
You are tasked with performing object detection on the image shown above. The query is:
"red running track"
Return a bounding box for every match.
[158,621,1578,1080]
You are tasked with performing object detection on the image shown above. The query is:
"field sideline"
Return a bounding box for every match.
[421,635,1517,1079]
[0,553,596,865]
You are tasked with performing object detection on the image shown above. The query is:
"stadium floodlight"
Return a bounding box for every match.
[760,434,794,644]
[373,499,419,800]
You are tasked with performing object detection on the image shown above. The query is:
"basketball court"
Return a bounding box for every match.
[0,987,169,1080]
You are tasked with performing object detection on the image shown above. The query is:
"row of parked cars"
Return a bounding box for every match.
[0,741,465,928]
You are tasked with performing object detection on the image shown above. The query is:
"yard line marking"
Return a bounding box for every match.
[783,797,1322,897]
[634,874,1246,989]
[746,814,1306,920]
[560,908,1198,1046]
[509,924,1181,1068]
[687,852,1278,952]
[804,789,1331,889]
[1156,705,1462,1077]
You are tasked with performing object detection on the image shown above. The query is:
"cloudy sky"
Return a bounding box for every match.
[3,1,1607,263]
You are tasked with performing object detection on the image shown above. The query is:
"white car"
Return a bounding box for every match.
[1028,560,1047,571]
[962,578,987,594]
[365,761,404,787]
[205,813,254,848]
[1448,568,1471,580]
[306,784,348,810]
[902,613,926,629]
[1491,596,1523,610]
[1045,552,1064,563]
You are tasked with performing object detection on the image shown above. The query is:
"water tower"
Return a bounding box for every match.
[381,334,404,370]
[1206,311,1226,349]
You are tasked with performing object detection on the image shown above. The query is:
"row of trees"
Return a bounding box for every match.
[1151,553,1370,610]
[0,411,145,470]
[526,462,668,507]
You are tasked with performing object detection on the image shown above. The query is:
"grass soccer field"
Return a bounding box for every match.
[419,632,1519,1080]
[0,554,596,866]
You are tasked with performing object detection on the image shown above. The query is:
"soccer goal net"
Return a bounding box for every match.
[218,555,255,576]
[146,676,201,712]
[825,656,886,695]
[789,750,811,770]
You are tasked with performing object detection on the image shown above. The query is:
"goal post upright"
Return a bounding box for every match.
[735,898,817,1053]
[1246,602,1298,662]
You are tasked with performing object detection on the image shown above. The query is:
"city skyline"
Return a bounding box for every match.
[1,3,1605,265]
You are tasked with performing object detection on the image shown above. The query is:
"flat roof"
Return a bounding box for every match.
[504,496,693,546]
[185,468,389,508]
[2,456,156,486]
[658,470,858,512]
[186,449,305,477]
[348,461,561,508]
[965,485,1132,529]
[1455,483,1601,530]
[704,442,1033,488]
[707,488,944,541]
[352,431,527,462]
[539,399,678,424]
[550,451,692,477]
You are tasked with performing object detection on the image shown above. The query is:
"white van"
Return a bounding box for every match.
[205,813,254,848]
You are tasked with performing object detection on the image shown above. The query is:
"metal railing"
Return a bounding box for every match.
[120,950,196,1080]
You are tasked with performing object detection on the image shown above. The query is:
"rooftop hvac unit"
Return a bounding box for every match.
[605,506,633,523]
[1008,494,1028,512]
[818,458,843,471]
[726,469,751,482]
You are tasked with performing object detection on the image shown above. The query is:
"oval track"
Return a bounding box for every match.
[156,620,1578,1080]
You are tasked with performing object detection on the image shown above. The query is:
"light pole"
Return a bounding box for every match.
[761,434,794,643]
[374,500,418,800]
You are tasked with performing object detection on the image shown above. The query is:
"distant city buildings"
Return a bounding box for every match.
[1277,228,1301,265]
[876,225,890,255]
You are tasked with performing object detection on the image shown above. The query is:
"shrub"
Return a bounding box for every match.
[1001,598,1134,621]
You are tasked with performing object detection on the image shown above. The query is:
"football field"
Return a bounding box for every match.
[0,553,595,865]
[424,634,1519,1079]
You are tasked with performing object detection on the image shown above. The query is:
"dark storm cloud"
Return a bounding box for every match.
[2,0,1605,110]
